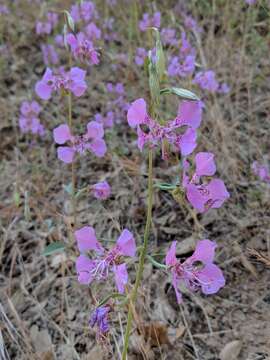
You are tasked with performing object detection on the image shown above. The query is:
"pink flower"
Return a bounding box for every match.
[53,121,107,163]
[194,70,219,93]
[139,12,161,32]
[183,152,230,212]
[75,227,136,293]
[70,1,97,23]
[252,161,270,184]
[165,240,225,303]
[67,32,100,65]
[18,101,45,136]
[127,98,202,158]
[89,306,110,337]
[35,67,87,100]
[85,22,101,40]
[161,28,178,46]
[91,181,111,199]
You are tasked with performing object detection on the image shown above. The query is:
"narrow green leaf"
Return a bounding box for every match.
[147,255,167,269]
[42,242,66,256]
[63,10,75,32]
[154,182,178,190]
[160,87,200,101]
[98,292,126,307]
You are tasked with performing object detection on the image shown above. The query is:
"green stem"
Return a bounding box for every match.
[67,92,76,226]
[121,149,154,360]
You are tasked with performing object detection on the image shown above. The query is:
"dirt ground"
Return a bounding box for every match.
[0,1,270,359]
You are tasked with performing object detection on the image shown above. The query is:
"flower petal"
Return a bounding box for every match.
[87,121,104,139]
[191,240,216,264]
[53,124,71,144]
[195,152,216,177]
[127,98,147,128]
[197,263,225,295]
[165,241,178,267]
[177,100,202,129]
[57,146,75,163]
[75,226,103,253]
[113,263,128,294]
[116,229,136,257]
[76,255,95,284]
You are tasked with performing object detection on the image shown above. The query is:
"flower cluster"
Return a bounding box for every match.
[75,226,136,293]
[67,32,100,66]
[41,44,59,66]
[70,1,98,23]
[165,240,225,303]
[127,98,202,159]
[252,161,270,184]
[53,122,107,163]
[19,101,45,136]
[194,70,230,94]
[182,152,230,213]
[36,12,58,36]
[35,67,87,100]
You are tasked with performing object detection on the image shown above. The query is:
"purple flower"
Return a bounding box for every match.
[252,161,270,184]
[94,111,114,128]
[246,0,256,4]
[75,227,136,293]
[19,101,45,136]
[35,67,87,100]
[183,152,230,212]
[139,12,161,32]
[184,15,202,33]
[53,121,107,163]
[91,181,111,199]
[85,22,101,40]
[89,306,110,337]
[127,98,202,158]
[67,32,100,66]
[194,70,219,93]
[161,28,178,46]
[0,5,9,15]
[35,12,58,36]
[41,44,59,66]
[218,83,230,94]
[70,1,97,23]
[165,239,225,303]
[135,47,147,66]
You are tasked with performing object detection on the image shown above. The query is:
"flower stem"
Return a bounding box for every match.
[67,92,76,226]
[121,149,154,360]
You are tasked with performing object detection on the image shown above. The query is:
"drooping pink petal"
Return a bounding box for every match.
[178,128,197,156]
[116,229,136,257]
[137,126,149,151]
[197,263,225,295]
[177,100,202,129]
[57,146,75,163]
[87,121,104,139]
[207,179,230,208]
[113,263,128,294]
[195,152,216,177]
[89,139,107,157]
[172,272,182,303]
[186,183,206,213]
[127,98,147,128]
[53,124,72,144]
[76,255,95,284]
[165,241,178,267]
[75,226,103,253]
[190,240,216,264]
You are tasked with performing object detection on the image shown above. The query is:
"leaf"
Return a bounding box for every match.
[63,10,75,32]
[63,182,73,195]
[160,87,200,101]
[42,242,66,256]
[220,340,242,360]
[154,182,178,190]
